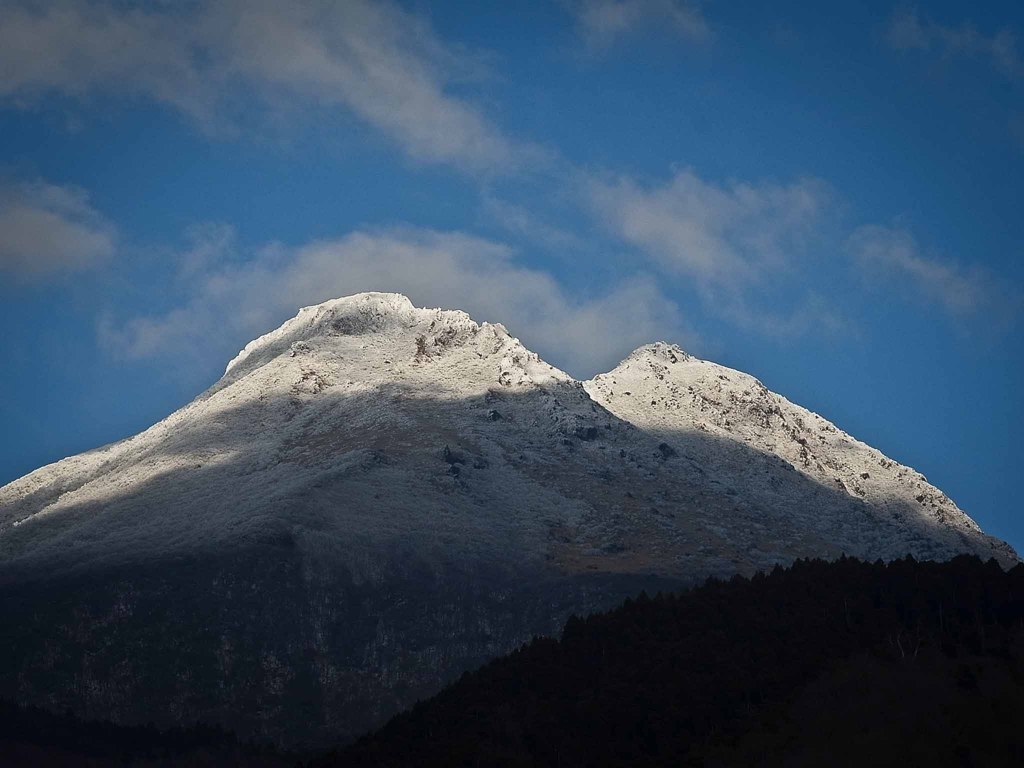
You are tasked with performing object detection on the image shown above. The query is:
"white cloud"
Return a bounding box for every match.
[846,224,995,317]
[0,2,211,116]
[0,180,116,276]
[569,0,710,51]
[176,223,239,280]
[587,169,829,288]
[581,168,852,338]
[886,9,1023,79]
[0,0,526,173]
[100,226,695,378]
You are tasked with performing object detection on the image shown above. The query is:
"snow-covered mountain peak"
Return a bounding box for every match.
[223,292,418,378]
[585,348,1017,567]
[216,291,571,397]
[613,341,694,370]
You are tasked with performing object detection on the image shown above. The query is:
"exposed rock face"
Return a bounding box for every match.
[0,293,1014,747]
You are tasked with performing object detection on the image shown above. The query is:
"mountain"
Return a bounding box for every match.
[0,292,1015,747]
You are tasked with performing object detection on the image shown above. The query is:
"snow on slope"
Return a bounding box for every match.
[0,293,583,570]
[0,292,1015,575]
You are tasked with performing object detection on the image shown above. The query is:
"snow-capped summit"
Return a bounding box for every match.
[0,293,1015,747]
[223,291,420,377]
[220,291,567,386]
[614,340,693,366]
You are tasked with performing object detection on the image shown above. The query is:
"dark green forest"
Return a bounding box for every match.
[4,555,1023,767]
[320,555,1024,767]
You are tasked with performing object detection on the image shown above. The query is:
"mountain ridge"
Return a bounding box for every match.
[4,291,1010,569]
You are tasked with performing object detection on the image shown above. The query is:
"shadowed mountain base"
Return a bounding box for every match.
[0,538,680,748]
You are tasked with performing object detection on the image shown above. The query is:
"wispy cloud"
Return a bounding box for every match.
[587,169,829,287]
[846,224,1001,318]
[480,193,583,251]
[175,223,239,280]
[0,0,529,173]
[0,180,116,277]
[568,0,710,52]
[582,168,846,338]
[717,293,852,339]
[886,9,1023,79]
[100,226,695,378]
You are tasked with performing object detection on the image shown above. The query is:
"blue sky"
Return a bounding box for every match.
[0,0,1021,553]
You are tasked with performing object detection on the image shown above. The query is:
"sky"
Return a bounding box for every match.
[0,0,1021,553]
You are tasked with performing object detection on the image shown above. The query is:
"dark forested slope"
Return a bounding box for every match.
[320,555,1024,768]
[0,700,289,767]
[5,555,1022,767]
